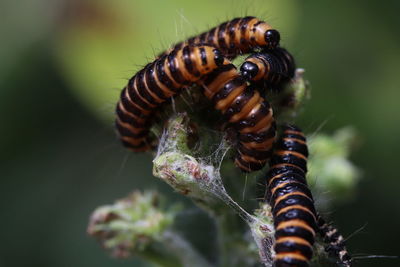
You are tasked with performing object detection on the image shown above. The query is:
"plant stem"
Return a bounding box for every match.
[161,230,213,267]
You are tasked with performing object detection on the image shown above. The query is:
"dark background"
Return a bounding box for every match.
[1,0,399,266]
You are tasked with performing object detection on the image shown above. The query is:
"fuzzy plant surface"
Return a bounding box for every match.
[88,70,360,267]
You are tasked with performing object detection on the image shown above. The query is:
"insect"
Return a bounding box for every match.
[200,63,276,172]
[317,214,352,267]
[240,47,296,92]
[159,16,280,59]
[116,45,225,151]
[265,124,317,266]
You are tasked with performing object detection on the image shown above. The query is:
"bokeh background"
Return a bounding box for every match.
[1,0,400,266]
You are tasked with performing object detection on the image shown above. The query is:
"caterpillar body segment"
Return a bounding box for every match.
[265,125,317,267]
[116,45,225,151]
[160,16,280,59]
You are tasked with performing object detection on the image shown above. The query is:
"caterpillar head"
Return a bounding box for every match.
[240,61,259,80]
[265,29,280,49]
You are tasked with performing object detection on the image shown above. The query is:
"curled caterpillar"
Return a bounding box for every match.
[160,16,280,59]
[200,64,276,172]
[116,45,225,151]
[240,47,296,92]
[265,124,317,266]
[317,214,352,267]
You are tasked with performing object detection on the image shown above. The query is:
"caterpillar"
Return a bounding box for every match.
[240,47,296,92]
[265,124,317,266]
[116,45,225,151]
[160,16,280,59]
[200,64,276,172]
[116,44,276,172]
[317,214,352,267]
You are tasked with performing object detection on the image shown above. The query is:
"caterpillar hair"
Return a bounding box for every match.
[265,124,317,266]
[160,16,280,59]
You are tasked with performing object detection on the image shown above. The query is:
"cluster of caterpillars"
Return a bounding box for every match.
[115,16,351,267]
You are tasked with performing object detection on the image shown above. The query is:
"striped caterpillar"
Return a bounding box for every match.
[201,64,276,172]
[265,124,317,266]
[116,45,225,151]
[265,125,352,266]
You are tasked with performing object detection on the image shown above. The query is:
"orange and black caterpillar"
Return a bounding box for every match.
[240,47,296,92]
[200,63,276,172]
[160,16,280,59]
[265,124,317,267]
[317,215,352,267]
[116,45,225,151]
[116,44,276,172]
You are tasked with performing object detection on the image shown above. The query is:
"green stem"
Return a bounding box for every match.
[215,211,250,267]
[216,214,233,267]
[139,230,213,267]
[165,230,213,267]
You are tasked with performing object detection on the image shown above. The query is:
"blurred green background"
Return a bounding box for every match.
[1,0,399,266]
